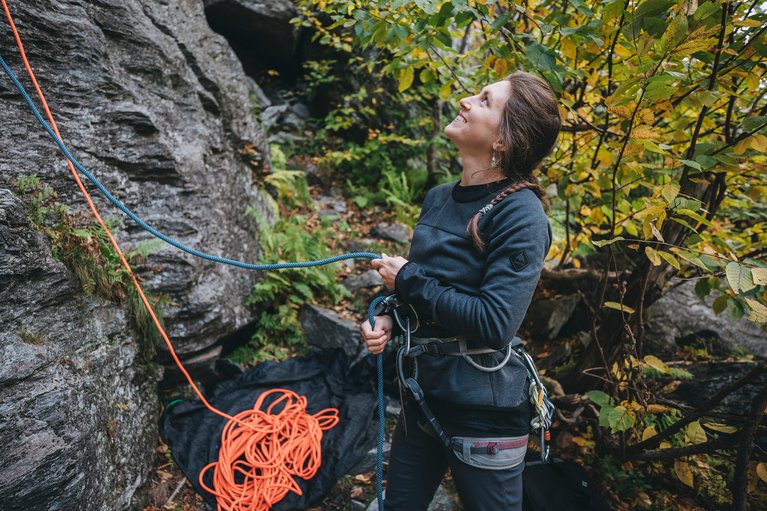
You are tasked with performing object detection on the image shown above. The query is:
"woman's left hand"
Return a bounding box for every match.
[370,253,408,289]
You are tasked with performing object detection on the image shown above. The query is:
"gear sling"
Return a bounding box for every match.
[376,294,555,467]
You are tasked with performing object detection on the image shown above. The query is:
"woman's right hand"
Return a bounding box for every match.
[360,314,394,355]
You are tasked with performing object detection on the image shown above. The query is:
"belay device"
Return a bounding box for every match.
[374,294,556,464]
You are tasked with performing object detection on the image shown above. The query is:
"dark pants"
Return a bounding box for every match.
[384,407,525,511]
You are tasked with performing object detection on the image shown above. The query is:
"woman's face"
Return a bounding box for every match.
[444,80,511,154]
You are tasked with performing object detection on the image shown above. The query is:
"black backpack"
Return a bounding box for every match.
[523,458,611,511]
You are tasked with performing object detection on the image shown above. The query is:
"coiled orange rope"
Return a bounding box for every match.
[200,389,339,511]
[0,2,338,509]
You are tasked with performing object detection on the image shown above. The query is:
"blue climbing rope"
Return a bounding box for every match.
[1,52,387,511]
[368,295,387,510]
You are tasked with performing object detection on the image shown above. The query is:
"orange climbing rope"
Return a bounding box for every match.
[200,389,339,511]
[0,2,338,510]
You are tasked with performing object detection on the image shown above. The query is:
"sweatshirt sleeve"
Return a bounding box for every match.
[394,198,552,350]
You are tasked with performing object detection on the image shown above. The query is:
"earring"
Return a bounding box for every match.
[491,149,499,168]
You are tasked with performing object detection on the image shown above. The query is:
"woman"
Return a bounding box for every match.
[360,70,561,511]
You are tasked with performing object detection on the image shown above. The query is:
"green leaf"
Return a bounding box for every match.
[604,301,636,314]
[678,159,702,171]
[608,76,642,104]
[491,13,511,30]
[644,75,677,102]
[676,208,713,228]
[658,251,680,270]
[72,229,92,239]
[607,405,635,432]
[712,294,729,314]
[693,1,720,21]
[526,42,556,71]
[726,261,756,293]
[660,14,688,51]
[742,116,767,132]
[586,390,612,408]
[695,278,713,299]
[593,236,625,247]
[634,0,675,18]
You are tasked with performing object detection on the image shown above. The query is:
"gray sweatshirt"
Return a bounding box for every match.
[392,177,552,435]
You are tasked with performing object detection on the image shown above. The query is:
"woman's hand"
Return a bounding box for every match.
[370,252,408,289]
[360,314,394,355]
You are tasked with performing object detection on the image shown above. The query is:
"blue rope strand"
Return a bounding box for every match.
[0,53,379,271]
[1,51,388,511]
[368,295,387,511]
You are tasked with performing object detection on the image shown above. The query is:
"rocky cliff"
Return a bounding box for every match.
[0,0,275,508]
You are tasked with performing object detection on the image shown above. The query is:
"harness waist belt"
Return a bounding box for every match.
[409,336,500,356]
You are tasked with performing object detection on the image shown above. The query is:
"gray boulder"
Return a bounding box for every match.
[372,222,411,244]
[0,190,160,510]
[343,269,383,293]
[644,278,767,358]
[524,294,580,342]
[299,304,363,357]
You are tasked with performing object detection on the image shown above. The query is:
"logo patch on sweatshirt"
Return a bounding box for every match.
[509,249,529,272]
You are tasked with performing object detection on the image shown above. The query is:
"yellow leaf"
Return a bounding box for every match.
[561,37,577,61]
[752,268,767,285]
[644,355,671,374]
[439,83,452,101]
[745,298,767,323]
[674,460,695,488]
[642,425,657,441]
[752,134,767,153]
[494,58,508,77]
[637,108,655,124]
[735,18,764,27]
[571,435,588,447]
[607,104,633,119]
[757,463,767,484]
[734,137,753,155]
[659,251,681,271]
[645,246,661,265]
[661,182,680,204]
[702,422,738,434]
[646,404,670,414]
[398,67,414,92]
[631,125,661,140]
[686,420,707,445]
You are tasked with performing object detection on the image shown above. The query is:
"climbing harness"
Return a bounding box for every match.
[377,297,556,464]
[0,4,389,509]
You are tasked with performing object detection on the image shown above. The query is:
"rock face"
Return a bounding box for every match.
[0,0,276,509]
[0,0,273,357]
[0,190,160,510]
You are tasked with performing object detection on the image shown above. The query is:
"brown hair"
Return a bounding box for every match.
[466,71,561,252]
